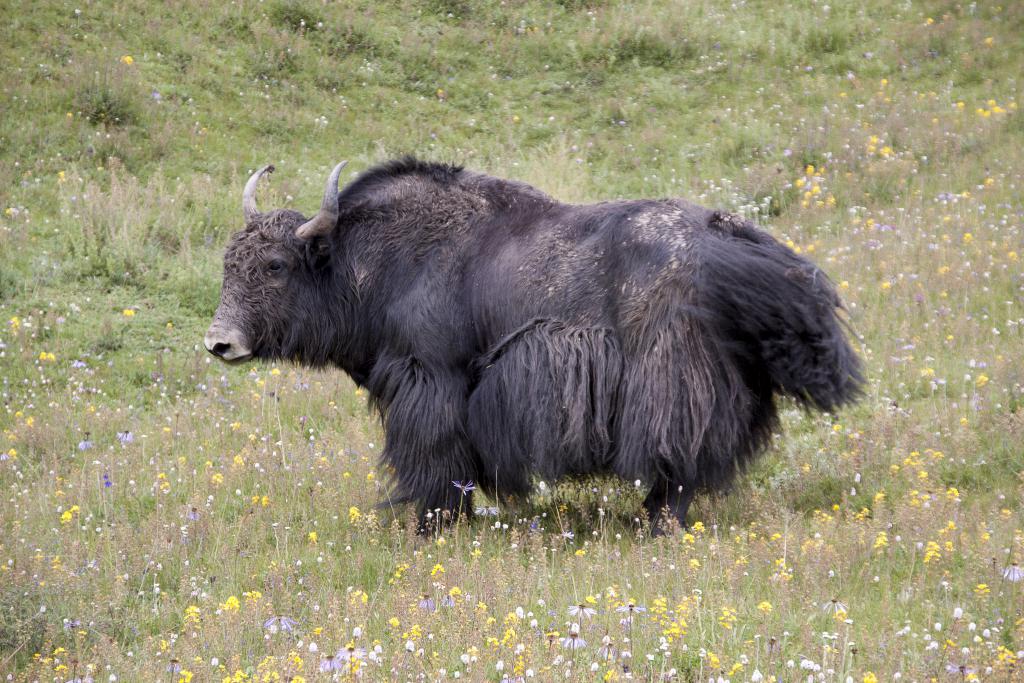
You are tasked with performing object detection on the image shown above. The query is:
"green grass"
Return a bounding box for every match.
[1,0,1023,680]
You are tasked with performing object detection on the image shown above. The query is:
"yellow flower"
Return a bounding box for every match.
[349,506,361,523]
[431,563,445,576]
[120,55,134,65]
[863,673,878,683]
[308,531,317,544]
[757,601,773,613]
[122,308,136,317]
[220,595,240,612]
[975,374,989,388]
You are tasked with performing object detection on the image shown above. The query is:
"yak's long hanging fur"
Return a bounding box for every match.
[207,157,863,531]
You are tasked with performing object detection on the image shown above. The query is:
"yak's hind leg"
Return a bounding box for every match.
[643,479,695,535]
[467,320,622,497]
[617,279,768,533]
[368,356,478,533]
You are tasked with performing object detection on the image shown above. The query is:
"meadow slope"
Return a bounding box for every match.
[1,0,1022,681]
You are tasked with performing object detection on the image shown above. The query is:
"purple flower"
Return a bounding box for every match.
[452,480,475,495]
[568,604,597,619]
[615,602,647,614]
[166,660,182,674]
[116,430,133,445]
[561,625,587,650]
[418,595,437,612]
[319,655,343,672]
[263,615,298,633]
[337,645,367,662]
[71,359,87,369]
[1003,563,1024,582]
[78,437,93,451]
[474,505,499,516]
[945,663,975,675]
[102,472,112,488]
[186,507,201,521]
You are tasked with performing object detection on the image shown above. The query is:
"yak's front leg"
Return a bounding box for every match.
[371,358,478,533]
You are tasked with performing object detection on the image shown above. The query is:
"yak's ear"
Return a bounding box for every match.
[304,235,333,270]
[296,161,347,240]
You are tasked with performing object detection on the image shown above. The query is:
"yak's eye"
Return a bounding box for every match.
[267,259,286,274]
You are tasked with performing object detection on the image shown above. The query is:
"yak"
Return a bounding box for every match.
[205,157,862,533]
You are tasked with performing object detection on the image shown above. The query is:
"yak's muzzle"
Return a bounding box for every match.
[204,326,252,363]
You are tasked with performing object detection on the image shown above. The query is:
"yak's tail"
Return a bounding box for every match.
[696,212,863,412]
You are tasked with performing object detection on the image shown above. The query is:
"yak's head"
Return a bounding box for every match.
[204,161,348,364]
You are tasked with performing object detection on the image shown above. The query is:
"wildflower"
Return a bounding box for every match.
[561,624,586,649]
[186,507,200,521]
[452,480,476,495]
[122,308,136,317]
[77,436,93,451]
[319,655,343,672]
[166,660,182,674]
[116,431,133,445]
[120,55,134,65]
[945,663,975,676]
[615,601,647,614]
[596,634,616,660]
[475,505,499,516]
[308,531,317,544]
[102,472,112,488]
[418,595,437,612]
[822,598,848,614]
[1002,563,1024,582]
[569,603,597,619]
[348,506,361,523]
[220,595,241,612]
[71,360,87,369]
[756,601,773,613]
[863,673,878,683]
[337,644,367,661]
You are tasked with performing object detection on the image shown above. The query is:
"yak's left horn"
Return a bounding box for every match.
[242,164,275,222]
[296,161,348,240]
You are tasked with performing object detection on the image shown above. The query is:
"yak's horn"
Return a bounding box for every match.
[296,161,348,240]
[242,164,275,222]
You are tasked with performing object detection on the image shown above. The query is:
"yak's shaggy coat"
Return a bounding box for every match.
[206,158,863,531]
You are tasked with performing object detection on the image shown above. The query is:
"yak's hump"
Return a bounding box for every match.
[338,156,465,208]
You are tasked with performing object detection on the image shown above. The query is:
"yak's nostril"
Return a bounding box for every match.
[211,342,232,357]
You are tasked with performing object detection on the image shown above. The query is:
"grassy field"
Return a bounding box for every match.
[1,0,1023,680]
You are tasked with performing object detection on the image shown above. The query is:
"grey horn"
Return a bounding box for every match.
[242,164,275,222]
[296,161,348,240]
